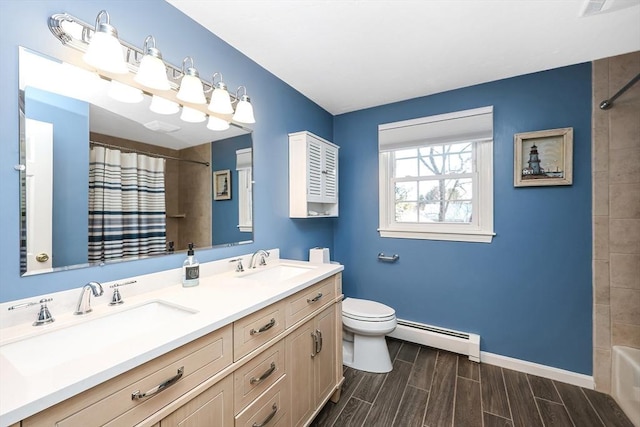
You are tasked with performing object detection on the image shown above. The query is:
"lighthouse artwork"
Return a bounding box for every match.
[514,127,573,187]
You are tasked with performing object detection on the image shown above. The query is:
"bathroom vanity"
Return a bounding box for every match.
[0,255,344,427]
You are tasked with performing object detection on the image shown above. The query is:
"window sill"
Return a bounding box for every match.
[378,228,495,243]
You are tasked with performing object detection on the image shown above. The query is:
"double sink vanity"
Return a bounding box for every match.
[0,250,344,427]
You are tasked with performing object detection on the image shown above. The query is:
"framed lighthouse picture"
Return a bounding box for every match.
[514,127,573,187]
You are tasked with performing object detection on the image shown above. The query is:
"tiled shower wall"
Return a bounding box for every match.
[592,51,640,393]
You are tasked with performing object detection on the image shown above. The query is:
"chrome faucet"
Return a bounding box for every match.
[74,281,104,315]
[249,250,269,269]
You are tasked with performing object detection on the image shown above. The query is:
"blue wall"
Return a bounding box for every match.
[333,64,593,374]
[212,133,252,246]
[25,87,89,268]
[0,0,334,301]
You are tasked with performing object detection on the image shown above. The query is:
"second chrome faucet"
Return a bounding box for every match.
[74,281,104,315]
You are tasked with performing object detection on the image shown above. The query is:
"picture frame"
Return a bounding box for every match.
[213,169,231,200]
[514,127,573,187]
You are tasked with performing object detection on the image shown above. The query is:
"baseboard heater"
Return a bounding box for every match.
[388,319,480,362]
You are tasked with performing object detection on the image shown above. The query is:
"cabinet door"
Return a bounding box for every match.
[159,375,233,427]
[306,137,324,203]
[322,143,338,203]
[286,318,315,427]
[314,304,337,403]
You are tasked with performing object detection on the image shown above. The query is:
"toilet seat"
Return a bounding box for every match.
[342,298,395,322]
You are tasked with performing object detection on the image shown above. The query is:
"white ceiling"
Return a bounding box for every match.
[167,0,640,115]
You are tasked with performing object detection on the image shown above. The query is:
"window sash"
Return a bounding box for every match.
[379,136,494,243]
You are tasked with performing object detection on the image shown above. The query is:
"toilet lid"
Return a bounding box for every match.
[342,297,395,320]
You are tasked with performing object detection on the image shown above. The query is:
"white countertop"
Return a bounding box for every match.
[0,256,343,426]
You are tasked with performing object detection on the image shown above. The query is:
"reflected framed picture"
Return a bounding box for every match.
[514,127,573,187]
[213,169,231,200]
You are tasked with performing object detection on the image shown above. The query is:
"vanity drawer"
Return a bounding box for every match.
[22,325,232,427]
[233,300,285,361]
[234,374,289,427]
[285,276,336,328]
[233,340,285,413]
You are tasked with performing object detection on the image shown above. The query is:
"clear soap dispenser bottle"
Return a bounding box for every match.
[182,243,200,287]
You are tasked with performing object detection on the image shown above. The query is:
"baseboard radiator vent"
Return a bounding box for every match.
[388,319,480,362]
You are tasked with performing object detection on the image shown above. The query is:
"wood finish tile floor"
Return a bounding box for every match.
[312,338,634,427]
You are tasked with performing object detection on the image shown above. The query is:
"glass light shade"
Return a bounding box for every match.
[180,106,206,123]
[177,74,206,104]
[233,96,256,124]
[108,80,143,103]
[83,31,128,74]
[208,87,234,114]
[207,115,230,131]
[150,95,179,115]
[134,55,170,90]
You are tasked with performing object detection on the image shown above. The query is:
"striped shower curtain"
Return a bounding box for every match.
[89,146,167,262]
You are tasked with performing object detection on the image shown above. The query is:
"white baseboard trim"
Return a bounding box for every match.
[480,351,594,389]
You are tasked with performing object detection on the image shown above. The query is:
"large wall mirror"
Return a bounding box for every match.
[19,47,253,276]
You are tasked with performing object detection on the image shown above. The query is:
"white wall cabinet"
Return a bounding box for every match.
[289,131,339,218]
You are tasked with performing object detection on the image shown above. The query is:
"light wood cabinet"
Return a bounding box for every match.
[20,273,343,427]
[158,375,233,427]
[287,304,338,427]
[22,325,233,427]
[289,131,339,218]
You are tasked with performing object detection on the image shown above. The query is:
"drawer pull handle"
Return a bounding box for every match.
[250,318,276,335]
[253,403,278,427]
[316,329,323,354]
[131,366,184,400]
[307,292,323,303]
[250,362,276,385]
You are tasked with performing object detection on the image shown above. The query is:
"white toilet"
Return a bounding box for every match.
[342,297,397,373]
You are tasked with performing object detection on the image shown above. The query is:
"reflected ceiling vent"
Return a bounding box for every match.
[143,120,181,133]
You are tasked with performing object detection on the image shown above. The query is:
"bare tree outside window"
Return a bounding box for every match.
[394,142,473,223]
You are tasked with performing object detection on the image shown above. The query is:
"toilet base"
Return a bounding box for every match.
[342,333,393,373]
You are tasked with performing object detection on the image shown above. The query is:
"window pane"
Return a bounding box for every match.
[395,148,418,159]
[443,201,472,222]
[419,180,441,202]
[443,151,473,174]
[444,178,472,200]
[418,143,473,175]
[395,158,417,177]
[419,145,445,156]
[395,202,418,222]
[395,182,417,202]
[418,154,444,176]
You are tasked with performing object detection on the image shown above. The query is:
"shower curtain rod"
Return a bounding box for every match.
[90,141,210,167]
[599,72,640,110]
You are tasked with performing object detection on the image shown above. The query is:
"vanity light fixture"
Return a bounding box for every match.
[150,95,180,115]
[180,106,207,123]
[107,80,143,103]
[176,57,206,105]
[134,36,170,90]
[207,115,230,131]
[82,10,128,74]
[208,73,234,115]
[232,86,256,124]
[49,11,257,125]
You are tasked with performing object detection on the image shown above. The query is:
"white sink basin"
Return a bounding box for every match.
[0,300,197,376]
[242,264,316,282]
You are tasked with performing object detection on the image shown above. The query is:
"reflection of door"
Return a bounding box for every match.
[25,118,53,272]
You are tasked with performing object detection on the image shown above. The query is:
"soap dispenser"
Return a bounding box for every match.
[182,243,200,287]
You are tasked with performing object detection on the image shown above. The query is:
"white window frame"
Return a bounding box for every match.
[378,106,495,243]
